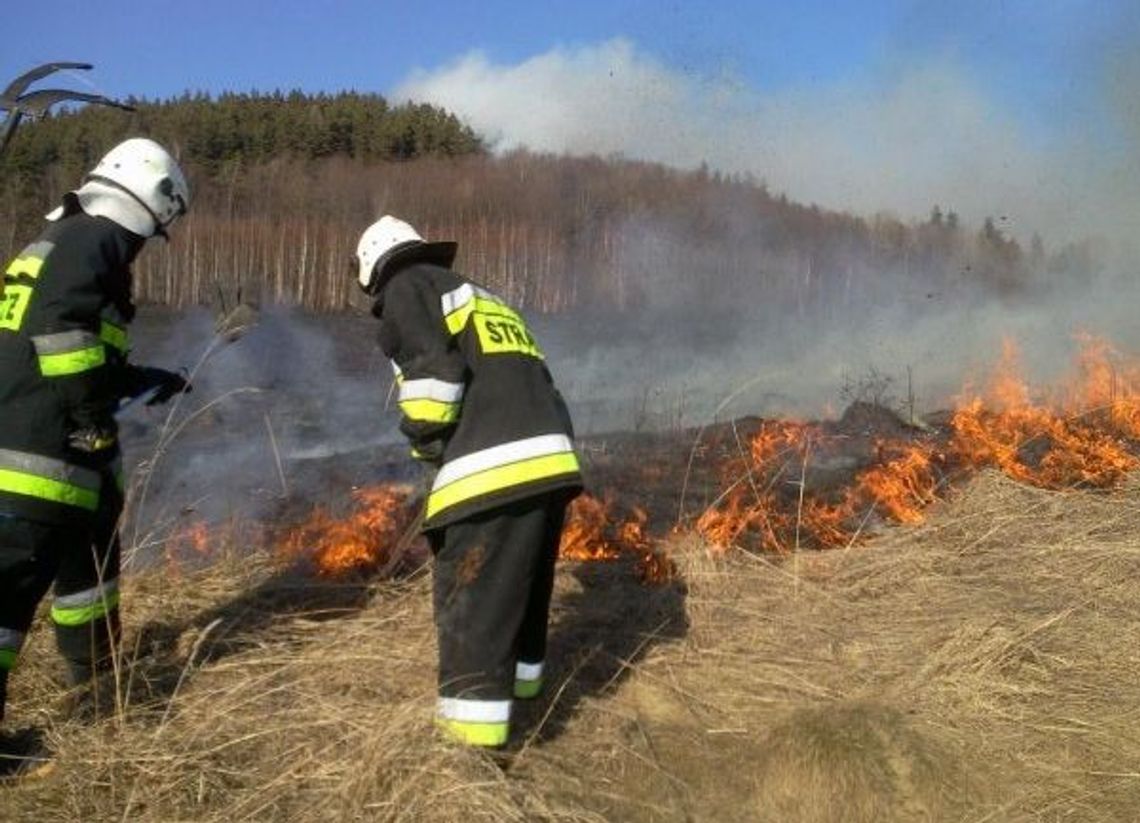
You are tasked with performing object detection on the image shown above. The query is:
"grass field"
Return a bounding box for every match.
[4,467,1140,821]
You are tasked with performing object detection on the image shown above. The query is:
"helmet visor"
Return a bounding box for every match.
[159,177,188,223]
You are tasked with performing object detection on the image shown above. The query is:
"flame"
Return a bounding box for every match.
[853,441,939,525]
[691,334,1140,554]
[1069,332,1140,437]
[950,338,1137,489]
[560,494,675,582]
[162,519,214,570]
[159,332,1140,585]
[560,494,622,562]
[182,520,210,554]
[278,485,420,576]
[696,431,941,553]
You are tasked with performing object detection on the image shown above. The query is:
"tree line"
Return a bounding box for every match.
[0,91,1096,317]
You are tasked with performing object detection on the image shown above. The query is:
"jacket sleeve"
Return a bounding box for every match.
[377,274,468,464]
[27,249,127,436]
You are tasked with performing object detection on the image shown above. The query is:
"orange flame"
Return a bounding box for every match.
[162,333,1140,585]
[182,520,210,555]
[691,334,1140,555]
[950,337,1137,489]
[560,494,675,582]
[278,485,420,576]
[559,494,622,562]
[163,518,215,572]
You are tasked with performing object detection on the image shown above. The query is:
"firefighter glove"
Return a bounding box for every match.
[68,424,117,453]
[138,367,192,406]
[410,438,445,466]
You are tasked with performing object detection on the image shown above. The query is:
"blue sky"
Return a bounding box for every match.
[3,1,1129,123]
[4,1,1139,238]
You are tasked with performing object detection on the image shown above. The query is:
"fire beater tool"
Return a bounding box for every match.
[0,62,135,156]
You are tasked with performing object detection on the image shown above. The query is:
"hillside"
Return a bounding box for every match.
[3,469,1139,821]
[0,93,1091,316]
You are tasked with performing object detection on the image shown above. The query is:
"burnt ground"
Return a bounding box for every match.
[577,401,949,541]
[6,466,1140,821]
[119,306,955,567]
[3,309,1140,820]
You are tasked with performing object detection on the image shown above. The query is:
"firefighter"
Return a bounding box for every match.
[353,215,583,747]
[0,137,191,740]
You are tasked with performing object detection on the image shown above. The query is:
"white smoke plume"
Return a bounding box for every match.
[394,38,1138,247]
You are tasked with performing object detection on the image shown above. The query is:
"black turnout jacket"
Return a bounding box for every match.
[0,211,145,524]
[374,261,582,530]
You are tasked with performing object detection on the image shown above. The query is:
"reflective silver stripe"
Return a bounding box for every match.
[54,577,120,610]
[398,378,465,404]
[440,283,486,316]
[516,661,543,680]
[391,360,403,378]
[0,628,25,651]
[438,697,511,723]
[0,448,101,491]
[22,241,54,260]
[440,283,470,315]
[30,329,103,355]
[433,434,575,491]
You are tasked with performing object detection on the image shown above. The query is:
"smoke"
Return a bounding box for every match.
[394,38,1139,247]
[530,191,1140,434]
[388,34,1140,431]
[121,32,1140,557]
[119,306,415,556]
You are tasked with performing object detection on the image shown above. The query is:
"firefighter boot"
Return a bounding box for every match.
[0,727,48,780]
[54,611,120,722]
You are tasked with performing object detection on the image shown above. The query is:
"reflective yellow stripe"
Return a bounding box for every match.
[400,398,461,423]
[99,320,129,352]
[445,295,524,336]
[5,254,44,279]
[445,302,474,335]
[38,345,105,376]
[435,718,509,747]
[0,468,99,510]
[0,628,22,671]
[51,589,121,627]
[427,452,580,518]
[514,677,543,699]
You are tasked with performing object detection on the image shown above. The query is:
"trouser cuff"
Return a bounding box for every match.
[436,696,511,747]
[514,660,544,699]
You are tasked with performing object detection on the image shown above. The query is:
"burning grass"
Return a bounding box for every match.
[275,484,425,577]
[689,334,1140,556]
[560,494,673,583]
[3,470,1140,820]
[5,334,1140,818]
[181,332,1140,592]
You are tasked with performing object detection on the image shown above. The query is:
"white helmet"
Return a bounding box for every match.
[353,215,457,295]
[48,137,190,238]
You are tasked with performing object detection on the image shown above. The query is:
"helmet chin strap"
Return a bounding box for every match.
[85,173,175,240]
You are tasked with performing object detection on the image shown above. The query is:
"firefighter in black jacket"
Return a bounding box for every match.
[0,138,191,730]
[354,215,583,747]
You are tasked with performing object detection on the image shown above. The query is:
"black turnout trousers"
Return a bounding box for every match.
[0,478,122,719]
[429,493,567,702]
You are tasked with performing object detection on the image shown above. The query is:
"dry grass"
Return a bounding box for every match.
[5,470,1140,821]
